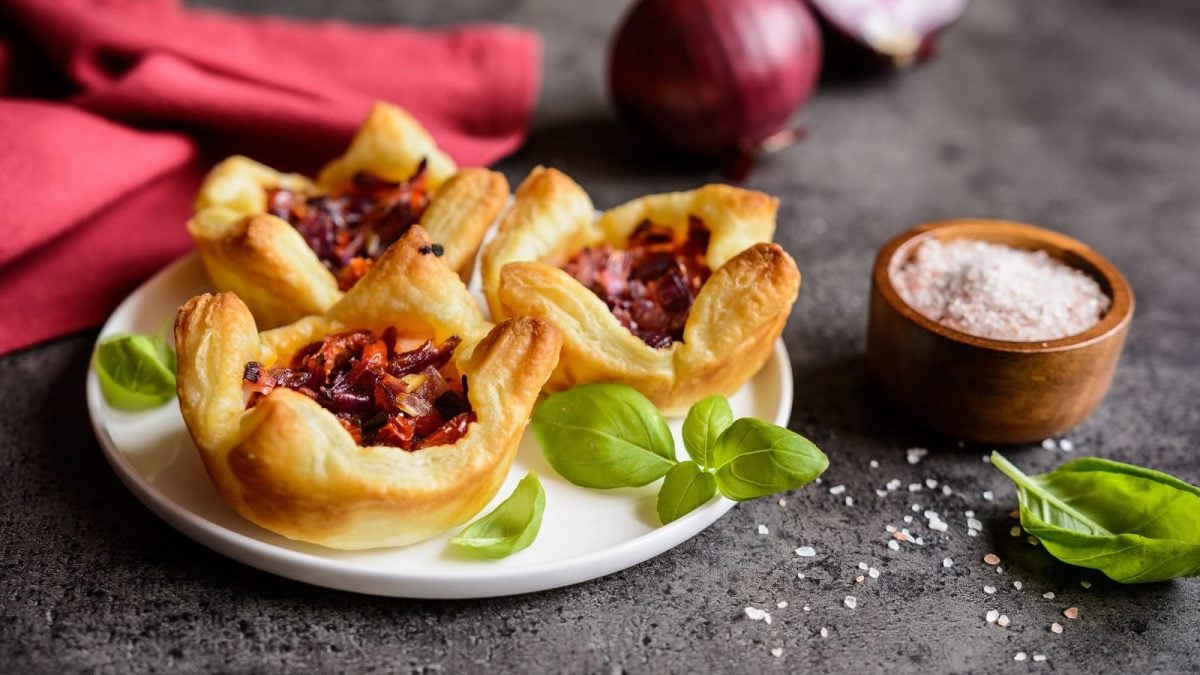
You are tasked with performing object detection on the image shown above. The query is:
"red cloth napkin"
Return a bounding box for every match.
[0,0,540,355]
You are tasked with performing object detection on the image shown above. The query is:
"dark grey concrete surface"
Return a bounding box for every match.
[3,0,1199,672]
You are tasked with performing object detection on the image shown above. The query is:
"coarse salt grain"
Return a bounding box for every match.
[855,575,865,583]
[845,496,854,507]
[1064,607,1079,620]
[1014,652,1027,662]
[997,615,1011,628]
[795,546,816,557]
[868,567,880,578]
[797,573,805,579]
[778,498,788,507]
[984,585,996,594]
[984,553,1001,566]
[777,601,788,609]
[929,520,949,532]
[911,503,921,512]
[885,525,897,533]
[1013,581,1023,590]
[907,447,928,465]
[909,483,922,492]
[745,607,771,623]
[1042,438,1057,451]
[888,540,900,551]
[1081,581,1092,589]
[983,490,995,501]
[876,490,889,497]
[820,627,829,638]
[844,596,857,609]
[942,485,953,496]
[757,525,769,535]
[869,460,880,469]
[1033,654,1047,662]
[1051,622,1064,634]
[903,516,913,524]
[943,558,954,568]
[890,238,1110,341]
[965,510,975,518]
[986,610,1000,623]
[829,485,846,495]
[804,605,811,611]
[858,562,869,570]
[1043,592,1056,600]
[887,479,902,491]
[1060,439,1075,452]
[771,647,783,658]
[968,518,984,531]
[925,478,939,489]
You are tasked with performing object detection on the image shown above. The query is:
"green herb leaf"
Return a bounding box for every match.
[93,333,177,411]
[991,452,1200,583]
[657,461,718,525]
[682,395,733,468]
[451,471,545,558]
[712,418,827,501]
[531,383,676,488]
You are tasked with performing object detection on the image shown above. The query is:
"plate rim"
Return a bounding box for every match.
[86,252,794,598]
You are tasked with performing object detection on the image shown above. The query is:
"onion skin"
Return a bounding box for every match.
[608,0,822,158]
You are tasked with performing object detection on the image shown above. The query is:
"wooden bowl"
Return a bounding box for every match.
[866,219,1134,444]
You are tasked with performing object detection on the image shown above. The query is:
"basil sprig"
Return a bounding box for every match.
[532,387,828,525]
[451,472,545,558]
[992,452,1200,583]
[93,330,177,411]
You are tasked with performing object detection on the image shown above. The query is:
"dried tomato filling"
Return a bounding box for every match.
[560,216,712,348]
[242,328,474,450]
[265,160,431,291]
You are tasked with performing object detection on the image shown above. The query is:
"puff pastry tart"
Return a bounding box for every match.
[481,167,800,414]
[175,227,562,550]
[188,101,509,328]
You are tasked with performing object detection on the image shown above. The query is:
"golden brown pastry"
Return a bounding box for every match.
[189,101,509,328]
[175,227,562,550]
[481,167,799,414]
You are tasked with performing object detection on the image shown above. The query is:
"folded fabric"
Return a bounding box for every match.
[0,0,540,355]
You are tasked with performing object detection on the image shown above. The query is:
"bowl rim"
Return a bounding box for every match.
[873,218,1135,354]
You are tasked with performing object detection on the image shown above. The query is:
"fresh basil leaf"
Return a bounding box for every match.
[682,395,733,468]
[991,452,1200,583]
[531,383,676,488]
[93,333,177,411]
[451,471,545,558]
[657,461,718,525]
[712,418,827,501]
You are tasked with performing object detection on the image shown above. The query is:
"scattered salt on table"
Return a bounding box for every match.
[757,525,769,535]
[1051,622,1064,634]
[1063,607,1079,620]
[795,546,816,557]
[744,607,772,624]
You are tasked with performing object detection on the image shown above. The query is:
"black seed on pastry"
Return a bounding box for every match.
[418,243,445,257]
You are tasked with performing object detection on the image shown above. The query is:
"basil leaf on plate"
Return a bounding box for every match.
[657,460,718,525]
[991,452,1200,583]
[531,383,676,488]
[451,472,545,558]
[712,418,827,501]
[682,395,733,469]
[93,332,178,411]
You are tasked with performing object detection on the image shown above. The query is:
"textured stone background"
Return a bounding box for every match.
[3,0,1199,672]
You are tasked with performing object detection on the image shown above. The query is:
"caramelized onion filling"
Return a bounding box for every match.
[265,161,431,290]
[242,327,474,450]
[561,216,712,348]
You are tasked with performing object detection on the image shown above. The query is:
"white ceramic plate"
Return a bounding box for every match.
[87,253,793,598]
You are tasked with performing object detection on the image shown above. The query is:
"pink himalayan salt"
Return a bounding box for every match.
[891,238,1110,341]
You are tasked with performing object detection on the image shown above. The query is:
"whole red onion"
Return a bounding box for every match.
[807,0,969,73]
[608,0,822,159]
